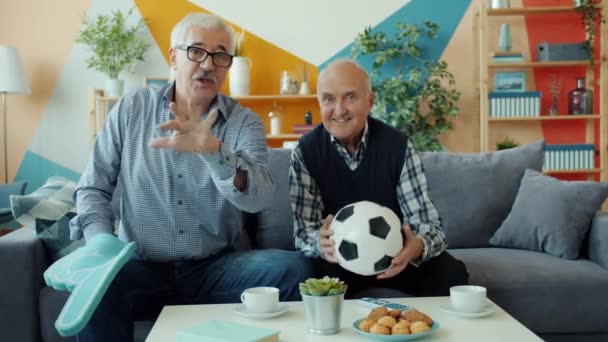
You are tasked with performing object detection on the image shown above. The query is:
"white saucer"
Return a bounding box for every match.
[440,303,494,318]
[234,303,289,319]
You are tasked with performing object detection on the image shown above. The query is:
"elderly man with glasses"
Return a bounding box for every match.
[69,12,313,342]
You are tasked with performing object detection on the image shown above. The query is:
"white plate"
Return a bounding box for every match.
[439,303,494,318]
[234,303,289,319]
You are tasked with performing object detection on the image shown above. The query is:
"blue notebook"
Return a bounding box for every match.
[177,320,280,342]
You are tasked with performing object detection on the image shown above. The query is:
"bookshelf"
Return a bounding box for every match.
[474,3,608,181]
[88,89,318,149]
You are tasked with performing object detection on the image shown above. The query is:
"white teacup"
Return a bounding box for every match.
[240,287,279,314]
[450,285,487,313]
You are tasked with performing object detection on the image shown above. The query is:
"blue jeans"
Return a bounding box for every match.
[77,249,313,342]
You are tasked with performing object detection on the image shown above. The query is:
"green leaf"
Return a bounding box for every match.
[76,7,150,79]
[351,20,461,151]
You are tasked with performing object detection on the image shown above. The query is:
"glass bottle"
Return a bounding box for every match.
[568,77,593,114]
[304,111,312,125]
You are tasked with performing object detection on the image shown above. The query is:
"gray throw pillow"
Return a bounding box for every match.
[490,169,608,259]
[420,140,544,248]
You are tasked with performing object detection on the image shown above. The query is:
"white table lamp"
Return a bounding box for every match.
[0,46,30,183]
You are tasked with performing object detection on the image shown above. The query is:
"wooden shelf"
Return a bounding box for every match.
[234,94,317,102]
[266,134,301,140]
[488,6,602,16]
[96,95,119,101]
[488,61,599,68]
[488,114,600,122]
[475,3,608,182]
[544,168,601,175]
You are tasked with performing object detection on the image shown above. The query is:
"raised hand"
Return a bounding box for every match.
[377,225,424,280]
[318,214,337,263]
[149,100,221,154]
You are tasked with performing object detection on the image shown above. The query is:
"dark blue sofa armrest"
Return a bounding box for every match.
[588,211,608,269]
[0,227,48,342]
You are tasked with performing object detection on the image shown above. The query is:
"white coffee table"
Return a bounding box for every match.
[146,297,542,341]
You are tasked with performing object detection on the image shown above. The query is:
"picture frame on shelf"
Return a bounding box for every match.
[144,77,169,89]
[494,71,526,92]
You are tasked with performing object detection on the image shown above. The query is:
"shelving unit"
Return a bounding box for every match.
[233,94,319,148]
[474,3,608,181]
[88,89,319,149]
[88,88,118,150]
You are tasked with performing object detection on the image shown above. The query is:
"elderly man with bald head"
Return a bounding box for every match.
[289,59,468,297]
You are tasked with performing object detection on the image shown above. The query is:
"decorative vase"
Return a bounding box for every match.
[268,111,281,135]
[280,70,299,95]
[229,56,251,96]
[301,293,344,335]
[568,77,593,114]
[104,79,124,98]
[498,24,512,52]
[490,0,510,8]
[299,81,310,95]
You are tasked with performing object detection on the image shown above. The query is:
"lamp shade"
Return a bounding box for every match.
[0,46,30,94]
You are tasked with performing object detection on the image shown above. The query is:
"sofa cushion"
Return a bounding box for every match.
[420,140,544,248]
[254,148,295,250]
[490,169,608,259]
[10,176,83,261]
[450,248,608,334]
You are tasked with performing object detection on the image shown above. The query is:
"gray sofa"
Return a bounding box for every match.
[2,143,608,342]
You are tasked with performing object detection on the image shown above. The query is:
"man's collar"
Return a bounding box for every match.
[330,121,369,148]
[161,81,228,120]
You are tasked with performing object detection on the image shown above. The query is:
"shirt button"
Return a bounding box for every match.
[219,160,225,165]
[179,230,184,234]
[177,174,183,179]
[177,200,183,205]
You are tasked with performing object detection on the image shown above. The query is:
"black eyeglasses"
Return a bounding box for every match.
[176,45,233,67]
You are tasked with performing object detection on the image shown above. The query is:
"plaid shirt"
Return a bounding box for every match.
[70,83,273,261]
[289,123,447,263]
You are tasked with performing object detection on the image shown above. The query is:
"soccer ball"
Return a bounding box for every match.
[330,201,403,276]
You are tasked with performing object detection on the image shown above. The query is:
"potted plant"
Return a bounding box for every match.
[229,28,251,96]
[300,276,347,335]
[496,137,519,150]
[574,0,605,68]
[351,21,461,152]
[76,8,150,97]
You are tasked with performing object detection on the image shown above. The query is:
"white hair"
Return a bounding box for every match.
[318,58,372,93]
[169,13,235,80]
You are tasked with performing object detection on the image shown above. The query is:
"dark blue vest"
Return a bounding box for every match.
[298,117,408,218]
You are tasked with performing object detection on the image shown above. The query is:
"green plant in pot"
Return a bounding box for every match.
[351,21,460,152]
[573,0,605,68]
[496,137,519,150]
[300,277,347,335]
[76,8,150,97]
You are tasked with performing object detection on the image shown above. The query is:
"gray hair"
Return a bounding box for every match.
[317,58,372,93]
[169,13,235,80]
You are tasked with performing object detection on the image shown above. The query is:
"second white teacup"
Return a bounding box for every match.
[450,285,487,313]
[240,287,279,314]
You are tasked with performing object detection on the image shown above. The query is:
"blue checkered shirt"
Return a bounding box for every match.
[70,83,273,261]
[289,123,447,263]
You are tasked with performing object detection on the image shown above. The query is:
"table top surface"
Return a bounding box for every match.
[146,296,542,342]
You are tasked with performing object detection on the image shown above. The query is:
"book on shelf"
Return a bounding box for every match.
[488,91,541,118]
[177,320,280,342]
[292,124,315,134]
[490,51,524,62]
[543,144,595,171]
